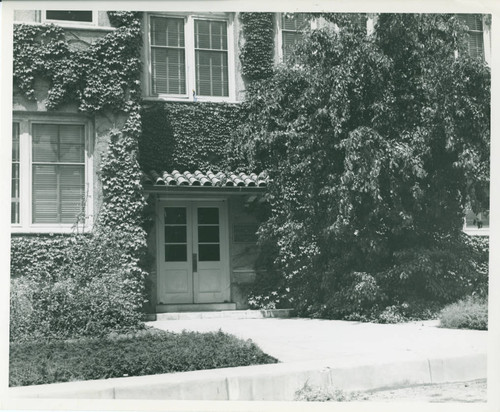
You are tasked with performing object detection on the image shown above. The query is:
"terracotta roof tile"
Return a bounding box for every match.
[146,170,269,188]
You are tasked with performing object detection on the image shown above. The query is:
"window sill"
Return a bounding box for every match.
[11,224,92,235]
[463,228,489,236]
[142,96,240,104]
[15,21,115,32]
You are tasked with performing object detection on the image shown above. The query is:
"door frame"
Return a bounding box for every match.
[156,196,230,305]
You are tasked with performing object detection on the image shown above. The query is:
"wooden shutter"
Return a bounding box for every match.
[11,123,20,224]
[194,20,229,97]
[32,124,85,224]
[150,17,186,95]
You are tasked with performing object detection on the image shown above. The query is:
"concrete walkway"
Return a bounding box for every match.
[8,317,487,401]
[148,317,487,365]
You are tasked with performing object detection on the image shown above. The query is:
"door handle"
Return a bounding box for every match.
[192,253,197,272]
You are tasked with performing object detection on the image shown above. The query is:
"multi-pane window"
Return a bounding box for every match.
[458,14,484,60]
[12,123,20,224]
[194,20,228,97]
[32,124,86,224]
[150,17,186,95]
[11,119,90,232]
[149,14,231,99]
[281,13,308,62]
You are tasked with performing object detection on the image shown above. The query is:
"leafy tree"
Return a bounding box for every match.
[233,14,489,318]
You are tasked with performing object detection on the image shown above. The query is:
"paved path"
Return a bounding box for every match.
[147,318,487,366]
[8,318,488,401]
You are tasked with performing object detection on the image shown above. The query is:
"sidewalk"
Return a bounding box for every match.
[148,317,487,364]
[7,317,487,401]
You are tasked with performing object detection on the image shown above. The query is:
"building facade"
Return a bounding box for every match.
[10,11,491,315]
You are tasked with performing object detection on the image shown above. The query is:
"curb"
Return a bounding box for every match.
[7,353,486,401]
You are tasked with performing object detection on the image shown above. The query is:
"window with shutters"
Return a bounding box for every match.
[278,13,309,62]
[458,14,485,60]
[11,116,93,233]
[147,13,234,102]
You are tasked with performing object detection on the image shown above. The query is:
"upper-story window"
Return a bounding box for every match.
[147,13,234,102]
[43,10,96,26]
[11,116,93,233]
[279,13,309,62]
[458,14,485,60]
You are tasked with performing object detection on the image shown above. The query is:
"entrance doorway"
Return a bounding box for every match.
[157,200,230,305]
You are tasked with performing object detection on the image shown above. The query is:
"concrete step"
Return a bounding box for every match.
[156,303,237,313]
[154,308,294,321]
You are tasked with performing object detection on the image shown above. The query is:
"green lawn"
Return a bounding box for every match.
[9,328,278,387]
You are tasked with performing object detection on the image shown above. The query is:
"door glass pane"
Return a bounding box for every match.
[165,244,187,262]
[165,225,187,243]
[199,244,220,261]
[198,226,219,242]
[165,207,186,224]
[198,207,218,224]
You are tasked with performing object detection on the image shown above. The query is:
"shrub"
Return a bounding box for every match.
[9,329,278,386]
[321,272,386,319]
[439,296,488,330]
[234,14,489,321]
[10,228,147,342]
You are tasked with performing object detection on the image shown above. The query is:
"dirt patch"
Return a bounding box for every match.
[361,379,486,402]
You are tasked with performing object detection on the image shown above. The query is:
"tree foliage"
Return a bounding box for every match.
[234,14,490,317]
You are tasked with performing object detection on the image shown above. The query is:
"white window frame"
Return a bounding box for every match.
[277,13,307,63]
[42,10,98,28]
[143,12,236,103]
[11,114,94,234]
[482,15,491,66]
[463,211,490,236]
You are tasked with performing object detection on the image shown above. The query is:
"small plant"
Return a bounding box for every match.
[295,383,366,402]
[439,296,488,330]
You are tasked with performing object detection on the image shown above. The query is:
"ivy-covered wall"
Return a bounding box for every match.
[239,13,275,82]
[140,102,243,173]
[11,12,150,330]
[11,11,280,316]
[139,13,276,175]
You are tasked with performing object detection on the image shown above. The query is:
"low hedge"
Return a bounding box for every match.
[9,329,278,386]
[439,296,488,330]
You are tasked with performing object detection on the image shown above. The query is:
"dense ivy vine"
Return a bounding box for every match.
[140,102,243,173]
[13,11,146,230]
[11,12,149,329]
[239,13,275,82]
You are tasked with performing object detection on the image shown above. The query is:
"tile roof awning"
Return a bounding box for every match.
[143,170,269,191]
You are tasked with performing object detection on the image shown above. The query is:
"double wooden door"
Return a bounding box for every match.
[157,200,230,304]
